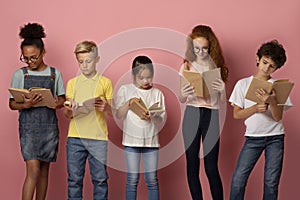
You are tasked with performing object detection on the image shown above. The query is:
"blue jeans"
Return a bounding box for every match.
[67,137,108,200]
[125,146,159,200]
[230,135,284,200]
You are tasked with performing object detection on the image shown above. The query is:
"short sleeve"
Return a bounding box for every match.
[115,85,127,109]
[66,78,75,100]
[103,78,114,100]
[229,79,246,109]
[55,69,66,96]
[10,69,24,99]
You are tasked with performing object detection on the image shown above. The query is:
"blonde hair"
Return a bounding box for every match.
[74,41,98,57]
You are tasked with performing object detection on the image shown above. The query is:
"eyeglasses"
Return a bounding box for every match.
[194,46,209,53]
[20,53,42,63]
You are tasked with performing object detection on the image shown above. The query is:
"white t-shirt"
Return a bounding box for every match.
[229,76,293,137]
[179,62,219,109]
[115,84,166,147]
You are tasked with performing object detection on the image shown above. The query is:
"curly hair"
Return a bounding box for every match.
[256,40,286,69]
[185,25,228,82]
[19,22,46,51]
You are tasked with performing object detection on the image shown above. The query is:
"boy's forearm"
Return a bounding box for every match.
[233,105,257,119]
[269,103,284,122]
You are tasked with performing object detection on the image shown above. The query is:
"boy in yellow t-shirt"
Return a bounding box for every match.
[64,41,113,200]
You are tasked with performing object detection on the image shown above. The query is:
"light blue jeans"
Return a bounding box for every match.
[67,137,108,200]
[125,146,159,200]
[230,135,284,200]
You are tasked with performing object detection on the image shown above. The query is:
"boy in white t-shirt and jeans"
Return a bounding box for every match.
[229,40,292,200]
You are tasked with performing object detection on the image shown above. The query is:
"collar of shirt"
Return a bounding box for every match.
[78,73,100,82]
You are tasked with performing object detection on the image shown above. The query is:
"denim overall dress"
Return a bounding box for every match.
[19,67,59,162]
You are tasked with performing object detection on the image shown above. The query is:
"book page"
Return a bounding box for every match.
[82,97,101,111]
[148,102,165,114]
[202,68,221,97]
[272,81,294,104]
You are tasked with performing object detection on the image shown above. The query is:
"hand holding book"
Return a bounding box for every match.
[255,88,277,105]
[64,97,103,116]
[180,83,195,99]
[9,87,56,108]
[129,97,165,120]
[245,77,294,104]
[182,68,221,97]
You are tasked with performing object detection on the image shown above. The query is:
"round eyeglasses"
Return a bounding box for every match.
[20,53,41,63]
[194,46,209,53]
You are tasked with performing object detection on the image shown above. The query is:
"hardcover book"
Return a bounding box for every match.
[129,98,164,118]
[9,87,56,107]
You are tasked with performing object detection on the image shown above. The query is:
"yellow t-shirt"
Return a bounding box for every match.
[66,73,113,140]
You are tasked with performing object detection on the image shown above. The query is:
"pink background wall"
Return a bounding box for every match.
[1,0,299,199]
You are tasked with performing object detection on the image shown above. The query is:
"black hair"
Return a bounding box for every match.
[19,23,46,51]
[256,40,287,69]
[132,56,154,79]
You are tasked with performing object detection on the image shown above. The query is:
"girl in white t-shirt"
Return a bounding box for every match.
[178,25,228,200]
[115,55,166,200]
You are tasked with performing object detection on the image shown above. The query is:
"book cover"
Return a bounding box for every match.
[182,68,221,97]
[245,77,294,104]
[9,87,56,107]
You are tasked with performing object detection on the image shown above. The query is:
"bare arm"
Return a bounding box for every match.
[115,100,131,119]
[54,95,66,109]
[256,88,283,122]
[233,104,268,119]
[95,98,113,117]
[9,93,43,110]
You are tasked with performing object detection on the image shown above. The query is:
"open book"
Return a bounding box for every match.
[9,87,56,107]
[245,77,294,104]
[129,98,165,118]
[65,97,102,114]
[182,68,221,97]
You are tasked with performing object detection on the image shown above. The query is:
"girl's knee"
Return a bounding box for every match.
[27,167,41,180]
[127,173,139,186]
[144,173,158,187]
